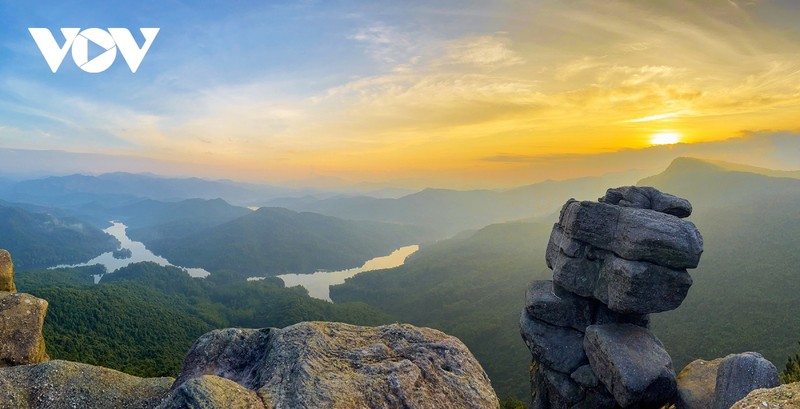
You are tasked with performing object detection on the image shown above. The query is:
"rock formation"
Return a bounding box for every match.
[521,186,704,408]
[0,251,49,368]
[0,249,16,293]
[164,322,499,408]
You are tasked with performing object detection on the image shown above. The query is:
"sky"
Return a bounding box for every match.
[0,0,799,188]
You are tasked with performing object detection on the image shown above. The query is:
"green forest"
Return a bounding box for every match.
[15,262,389,378]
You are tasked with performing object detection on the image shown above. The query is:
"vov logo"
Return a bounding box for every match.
[29,28,160,73]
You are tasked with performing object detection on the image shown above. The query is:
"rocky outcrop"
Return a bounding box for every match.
[0,250,48,367]
[731,382,800,408]
[170,322,499,409]
[522,187,704,408]
[1,250,16,293]
[158,375,265,408]
[0,360,173,408]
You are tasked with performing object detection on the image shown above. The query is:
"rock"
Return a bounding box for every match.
[584,324,676,408]
[599,255,693,314]
[157,375,266,409]
[530,363,552,409]
[731,381,800,408]
[0,292,49,367]
[520,311,588,374]
[543,367,585,408]
[559,200,703,269]
[174,322,499,409]
[600,186,692,218]
[525,280,594,331]
[593,304,650,328]
[550,241,605,299]
[546,224,588,270]
[675,358,722,409]
[0,250,15,293]
[0,359,172,408]
[171,327,275,390]
[712,352,780,409]
[571,364,600,388]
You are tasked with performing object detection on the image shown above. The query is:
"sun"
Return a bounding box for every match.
[650,132,681,146]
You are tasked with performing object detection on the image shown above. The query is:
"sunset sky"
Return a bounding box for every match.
[0,0,798,187]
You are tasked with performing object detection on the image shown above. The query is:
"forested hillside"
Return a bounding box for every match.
[137,207,424,278]
[0,205,117,270]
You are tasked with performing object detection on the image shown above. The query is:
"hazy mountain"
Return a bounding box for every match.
[266,171,644,237]
[331,157,800,400]
[0,204,118,271]
[0,172,325,212]
[138,207,425,278]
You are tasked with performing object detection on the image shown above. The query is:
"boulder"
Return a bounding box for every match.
[520,312,588,374]
[584,324,676,407]
[599,255,693,314]
[675,358,722,409]
[157,375,266,409]
[570,364,600,388]
[550,243,605,299]
[174,322,499,409]
[525,280,594,331]
[731,381,800,408]
[0,292,49,367]
[0,360,172,408]
[0,250,15,293]
[600,186,692,218]
[559,200,703,269]
[543,367,585,408]
[712,352,780,409]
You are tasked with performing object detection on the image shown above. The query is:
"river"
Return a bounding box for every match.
[54,221,212,282]
[248,245,419,302]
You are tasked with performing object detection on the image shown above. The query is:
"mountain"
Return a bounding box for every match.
[330,158,800,401]
[638,157,800,375]
[137,207,425,277]
[118,198,252,245]
[0,172,317,210]
[0,204,118,271]
[267,171,644,237]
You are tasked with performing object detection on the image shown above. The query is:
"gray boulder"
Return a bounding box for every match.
[600,186,692,218]
[174,322,499,409]
[543,367,585,408]
[712,352,780,409]
[570,364,600,389]
[584,324,676,407]
[599,255,693,314]
[559,200,703,269]
[520,311,588,374]
[525,280,594,331]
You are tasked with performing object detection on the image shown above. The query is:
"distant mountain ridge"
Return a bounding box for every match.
[266,171,645,236]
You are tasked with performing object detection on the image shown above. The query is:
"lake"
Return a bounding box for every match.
[249,245,419,302]
[54,221,212,282]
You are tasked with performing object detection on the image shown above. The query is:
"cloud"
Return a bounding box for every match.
[438,34,524,68]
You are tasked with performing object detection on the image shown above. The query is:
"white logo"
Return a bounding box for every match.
[29,28,160,73]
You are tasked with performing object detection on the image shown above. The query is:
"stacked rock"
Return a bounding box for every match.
[520,186,704,408]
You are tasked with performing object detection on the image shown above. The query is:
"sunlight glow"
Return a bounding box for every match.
[650,132,682,146]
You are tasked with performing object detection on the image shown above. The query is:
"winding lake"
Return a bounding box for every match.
[54,221,212,282]
[248,245,419,302]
